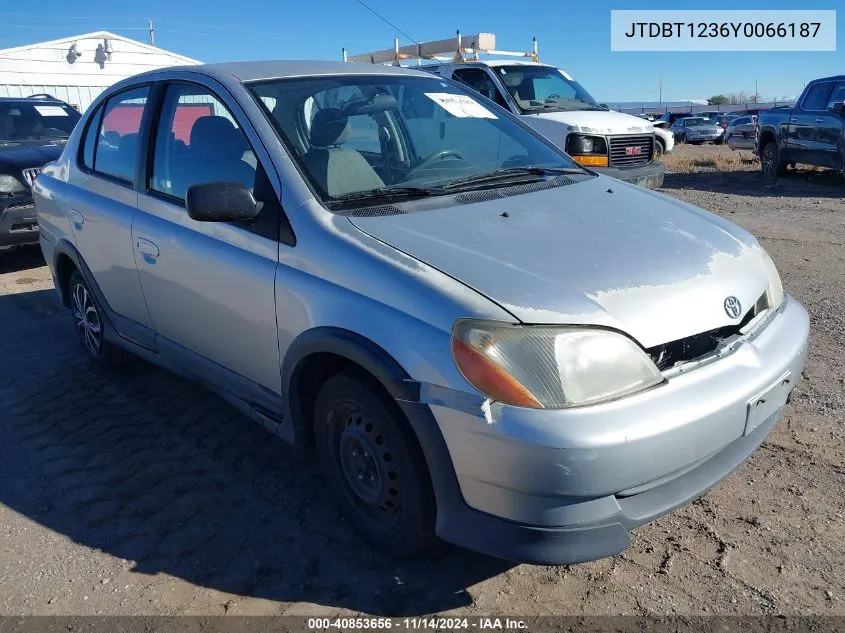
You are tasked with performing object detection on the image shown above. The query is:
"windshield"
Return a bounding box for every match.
[684,118,708,126]
[490,65,602,113]
[0,101,79,142]
[249,75,586,207]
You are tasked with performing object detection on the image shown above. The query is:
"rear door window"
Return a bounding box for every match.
[91,86,150,183]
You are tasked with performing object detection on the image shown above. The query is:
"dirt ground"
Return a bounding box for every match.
[1,143,843,618]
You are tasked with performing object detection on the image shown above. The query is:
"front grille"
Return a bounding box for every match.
[4,201,35,212]
[646,292,769,371]
[608,134,653,167]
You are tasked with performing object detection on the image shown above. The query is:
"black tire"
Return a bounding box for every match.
[313,371,441,557]
[68,270,130,368]
[654,138,665,160]
[678,133,687,144]
[760,141,787,177]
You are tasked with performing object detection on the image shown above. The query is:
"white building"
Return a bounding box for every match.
[0,31,201,112]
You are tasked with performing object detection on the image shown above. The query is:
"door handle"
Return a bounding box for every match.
[136,238,160,258]
[68,209,84,225]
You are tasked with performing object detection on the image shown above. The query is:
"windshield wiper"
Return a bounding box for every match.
[327,185,438,206]
[439,166,584,191]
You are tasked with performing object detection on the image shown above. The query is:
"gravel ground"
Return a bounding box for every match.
[1,143,843,617]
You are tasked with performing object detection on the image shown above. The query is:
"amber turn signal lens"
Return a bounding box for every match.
[451,338,543,408]
[571,155,609,167]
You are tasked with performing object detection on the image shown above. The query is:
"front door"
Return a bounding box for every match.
[786,81,833,166]
[814,81,845,169]
[133,80,284,401]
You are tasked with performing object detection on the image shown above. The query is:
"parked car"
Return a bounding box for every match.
[670,117,725,144]
[725,115,758,151]
[34,61,809,566]
[0,95,81,253]
[420,61,664,189]
[756,75,845,176]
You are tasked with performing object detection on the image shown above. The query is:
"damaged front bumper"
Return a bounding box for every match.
[425,294,809,565]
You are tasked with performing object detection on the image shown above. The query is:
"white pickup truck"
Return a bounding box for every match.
[423,60,664,189]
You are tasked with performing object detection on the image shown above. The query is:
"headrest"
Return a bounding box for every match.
[310,108,349,147]
[190,116,246,159]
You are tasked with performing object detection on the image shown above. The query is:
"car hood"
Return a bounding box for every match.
[0,141,65,170]
[349,176,771,348]
[522,109,653,135]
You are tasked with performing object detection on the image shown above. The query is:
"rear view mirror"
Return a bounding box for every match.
[830,101,845,114]
[186,182,262,223]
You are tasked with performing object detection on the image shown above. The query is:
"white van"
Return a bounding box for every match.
[345,34,665,189]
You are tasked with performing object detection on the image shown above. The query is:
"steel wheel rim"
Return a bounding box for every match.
[72,281,101,355]
[330,403,402,531]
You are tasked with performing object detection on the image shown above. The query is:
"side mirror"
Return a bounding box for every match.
[186,182,262,223]
[830,101,845,114]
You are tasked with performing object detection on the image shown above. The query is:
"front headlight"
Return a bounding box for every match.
[0,174,26,194]
[451,320,664,409]
[761,249,784,309]
[566,134,607,155]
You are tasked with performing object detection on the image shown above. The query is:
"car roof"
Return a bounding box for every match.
[0,96,68,105]
[130,60,430,83]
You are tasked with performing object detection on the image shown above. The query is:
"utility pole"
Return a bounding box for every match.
[149,20,155,47]
[658,74,663,111]
[754,79,758,103]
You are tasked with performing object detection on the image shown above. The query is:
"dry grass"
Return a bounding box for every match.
[664,146,758,173]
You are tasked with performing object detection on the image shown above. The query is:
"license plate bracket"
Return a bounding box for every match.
[744,371,792,436]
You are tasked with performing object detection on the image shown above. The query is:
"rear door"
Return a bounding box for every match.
[65,85,155,346]
[133,79,287,405]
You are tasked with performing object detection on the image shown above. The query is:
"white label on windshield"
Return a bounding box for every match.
[558,69,574,81]
[424,93,497,119]
[34,105,68,117]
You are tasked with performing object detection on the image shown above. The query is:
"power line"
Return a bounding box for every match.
[351,0,431,57]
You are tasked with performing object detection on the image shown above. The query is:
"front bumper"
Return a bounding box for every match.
[0,195,39,250]
[592,160,665,189]
[430,295,809,564]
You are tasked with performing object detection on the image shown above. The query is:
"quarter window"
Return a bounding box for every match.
[91,87,149,183]
[150,84,256,201]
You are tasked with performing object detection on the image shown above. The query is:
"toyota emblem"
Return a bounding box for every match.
[724,296,742,319]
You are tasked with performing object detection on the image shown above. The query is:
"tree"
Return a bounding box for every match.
[708,95,728,105]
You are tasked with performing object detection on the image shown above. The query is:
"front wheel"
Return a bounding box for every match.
[760,141,787,177]
[654,139,665,160]
[313,372,441,557]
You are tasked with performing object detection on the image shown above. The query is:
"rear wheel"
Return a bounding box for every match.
[68,270,130,367]
[313,371,441,557]
[760,141,787,177]
[678,133,687,144]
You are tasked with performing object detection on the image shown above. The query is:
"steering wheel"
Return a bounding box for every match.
[406,148,467,178]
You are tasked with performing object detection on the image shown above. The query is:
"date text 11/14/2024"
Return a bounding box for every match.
[307,617,528,630]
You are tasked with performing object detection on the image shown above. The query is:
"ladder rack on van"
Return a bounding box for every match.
[342,31,539,66]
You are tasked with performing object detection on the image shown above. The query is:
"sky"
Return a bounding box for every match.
[0,0,841,103]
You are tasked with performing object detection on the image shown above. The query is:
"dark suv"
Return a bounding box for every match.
[1,95,81,252]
